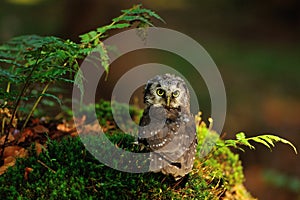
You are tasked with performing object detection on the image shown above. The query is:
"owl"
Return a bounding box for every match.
[138,73,197,180]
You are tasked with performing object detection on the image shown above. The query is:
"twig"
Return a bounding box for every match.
[37,159,56,173]
[21,82,51,131]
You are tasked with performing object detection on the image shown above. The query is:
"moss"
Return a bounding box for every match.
[0,101,254,199]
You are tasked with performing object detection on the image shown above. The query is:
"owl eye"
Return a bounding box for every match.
[172,90,180,98]
[156,88,165,96]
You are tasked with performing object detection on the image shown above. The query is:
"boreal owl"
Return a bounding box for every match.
[138,73,197,180]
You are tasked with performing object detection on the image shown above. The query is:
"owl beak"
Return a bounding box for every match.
[166,95,171,107]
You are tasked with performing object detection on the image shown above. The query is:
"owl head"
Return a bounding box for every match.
[144,74,190,113]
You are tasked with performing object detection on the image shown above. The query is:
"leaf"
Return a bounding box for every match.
[33,125,49,134]
[113,15,153,26]
[96,41,110,76]
[223,140,238,148]
[250,135,298,154]
[17,129,34,143]
[35,142,44,156]
[233,132,254,149]
[79,47,94,55]
[236,132,246,140]
[73,68,85,104]
[250,137,271,149]
[24,167,34,180]
[223,132,297,155]
[3,146,26,158]
[0,68,18,82]
[41,93,62,106]
[0,59,23,67]
[96,23,131,34]
[122,7,165,23]
[80,31,98,44]
[56,77,75,83]
[0,133,15,146]
[0,156,16,175]
[57,123,74,132]
[238,139,255,150]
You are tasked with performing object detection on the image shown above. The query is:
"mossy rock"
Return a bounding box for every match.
[0,101,255,199]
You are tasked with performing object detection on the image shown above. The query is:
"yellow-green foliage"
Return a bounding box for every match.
[220,132,297,154]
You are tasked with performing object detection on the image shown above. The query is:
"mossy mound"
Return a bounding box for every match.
[0,101,255,199]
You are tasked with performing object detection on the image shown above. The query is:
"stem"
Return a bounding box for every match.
[1,118,5,137]
[37,159,56,173]
[6,82,11,93]
[1,82,11,136]
[1,57,40,161]
[21,82,51,131]
[3,82,11,106]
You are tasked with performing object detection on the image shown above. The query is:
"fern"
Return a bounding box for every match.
[0,4,163,160]
[120,6,165,23]
[77,4,165,82]
[218,132,297,154]
[79,4,164,46]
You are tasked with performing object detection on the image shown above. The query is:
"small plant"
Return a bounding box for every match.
[217,132,297,154]
[0,4,164,163]
[194,114,297,155]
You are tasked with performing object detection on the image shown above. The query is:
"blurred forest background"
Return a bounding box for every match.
[0,0,299,199]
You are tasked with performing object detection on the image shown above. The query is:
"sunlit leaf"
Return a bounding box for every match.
[249,135,298,154]
[236,132,246,140]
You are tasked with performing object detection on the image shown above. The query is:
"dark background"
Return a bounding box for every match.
[1,0,299,199]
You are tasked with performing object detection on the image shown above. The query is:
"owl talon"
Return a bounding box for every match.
[170,162,181,169]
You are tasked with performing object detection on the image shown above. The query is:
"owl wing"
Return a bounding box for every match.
[148,114,197,179]
[138,106,169,147]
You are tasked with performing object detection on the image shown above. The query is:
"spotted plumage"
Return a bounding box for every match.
[138,74,197,180]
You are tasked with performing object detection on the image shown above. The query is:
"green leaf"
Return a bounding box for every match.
[250,137,271,149]
[221,140,245,152]
[80,31,98,43]
[113,15,153,26]
[41,93,62,106]
[261,136,275,147]
[224,132,297,154]
[238,139,255,150]
[96,23,131,34]
[250,135,298,154]
[236,132,246,140]
[0,68,18,82]
[79,47,94,56]
[122,7,165,23]
[56,77,75,83]
[0,59,24,67]
[223,140,237,148]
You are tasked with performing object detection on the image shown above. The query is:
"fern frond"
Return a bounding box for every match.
[248,134,297,154]
[79,4,164,45]
[96,23,131,34]
[223,132,298,154]
[121,6,165,23]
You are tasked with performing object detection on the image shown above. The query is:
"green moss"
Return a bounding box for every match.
[0,101,254,199]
